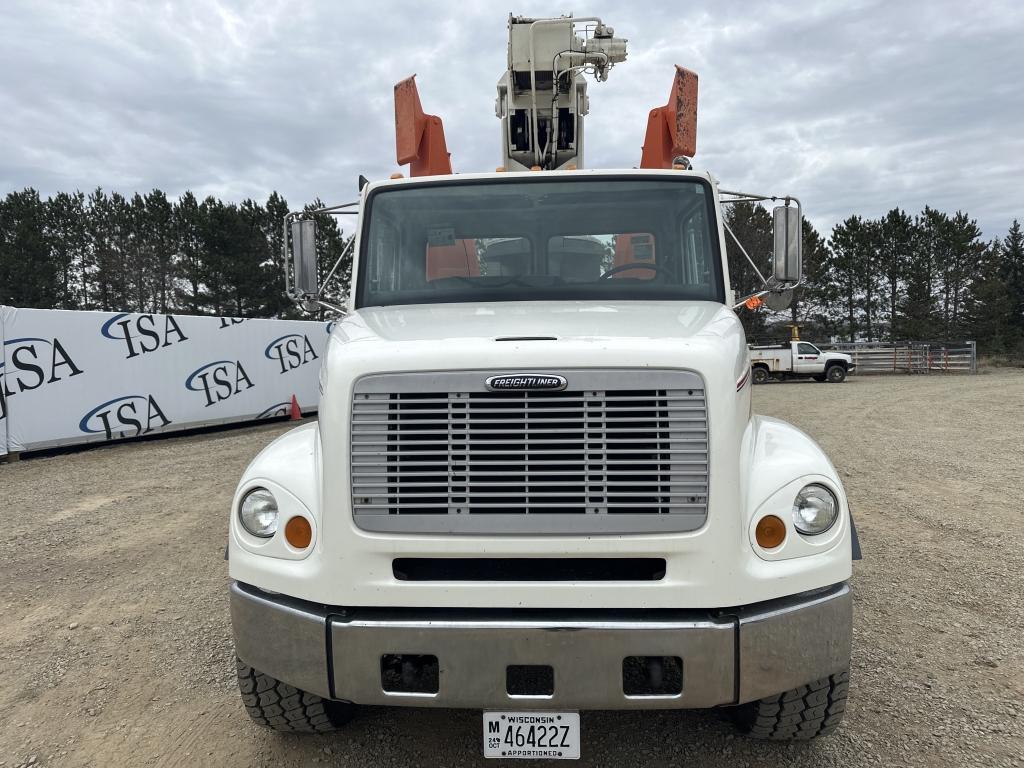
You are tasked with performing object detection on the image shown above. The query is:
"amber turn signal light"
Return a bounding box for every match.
[284,516,313,549]
[755,515,786,549]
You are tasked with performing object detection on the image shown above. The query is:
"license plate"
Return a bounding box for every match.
[482,712,580,760]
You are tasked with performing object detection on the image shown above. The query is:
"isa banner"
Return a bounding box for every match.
[0,309,7,455]
[0,306,330,453]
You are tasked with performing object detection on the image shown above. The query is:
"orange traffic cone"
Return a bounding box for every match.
[289,394,302,421]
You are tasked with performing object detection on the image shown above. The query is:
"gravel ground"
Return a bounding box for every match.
[1,370,1022,768]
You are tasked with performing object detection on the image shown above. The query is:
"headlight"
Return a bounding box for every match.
[792,484,838,535]
[239,488,279,537]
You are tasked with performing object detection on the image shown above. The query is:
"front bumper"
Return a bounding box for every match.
[231,581,851,709]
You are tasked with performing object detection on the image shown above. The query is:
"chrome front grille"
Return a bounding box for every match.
[350,370,709,534]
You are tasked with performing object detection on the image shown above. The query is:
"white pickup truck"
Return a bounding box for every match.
[750,341,855,384]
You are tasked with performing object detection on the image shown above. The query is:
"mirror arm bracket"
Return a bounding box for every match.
[732,277,805,311]
[319,235,355,298]
[723,219,768,286]
[305,298,346,314]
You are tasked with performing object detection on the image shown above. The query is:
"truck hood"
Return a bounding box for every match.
[823,351,854,364]
[336,301,735,345]
[325,301,752,395]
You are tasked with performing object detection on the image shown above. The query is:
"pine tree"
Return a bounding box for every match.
[174,191,206,313]
[195,197,225,314]
[966,240,1013,354]
[44,191,88,309]
[263,192,293,317]
[877,208,916,339]
[235,198,275,317]
[142,190,175,313]
[0,189,54,308]
[944,211,984,338]
[86,190,134,312]
[86,189,113,310]
[998,220,1024,355]
[788,216,828,328]
[898,208,943,340]
[825,216,876,342]
[127,192,152,311]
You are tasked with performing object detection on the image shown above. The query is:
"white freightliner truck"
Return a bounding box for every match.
[228,15,854,757]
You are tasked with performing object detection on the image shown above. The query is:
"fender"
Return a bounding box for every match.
[740,415,853,573]
[227,422,323,569]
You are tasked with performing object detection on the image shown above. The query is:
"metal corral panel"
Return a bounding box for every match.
[826,341,976,374]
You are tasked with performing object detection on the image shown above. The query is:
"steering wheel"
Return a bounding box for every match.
[599,262,673,280]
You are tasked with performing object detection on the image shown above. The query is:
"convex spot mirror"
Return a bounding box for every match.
[764,288,794,311]
[772,205,802,284]
[290,219,318,297]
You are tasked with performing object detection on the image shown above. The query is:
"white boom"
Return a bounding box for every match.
[495,14,628,170]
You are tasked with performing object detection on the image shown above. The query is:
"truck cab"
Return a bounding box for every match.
[227,168,853,749]
[749,340,855,384]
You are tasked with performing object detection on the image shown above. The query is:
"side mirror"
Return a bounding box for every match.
[290,219,318,296]
[772,205,802,283]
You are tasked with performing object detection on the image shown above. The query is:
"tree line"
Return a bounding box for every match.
[0,188,350,320]
[726,203,1024,356]
[2,186,1022,356]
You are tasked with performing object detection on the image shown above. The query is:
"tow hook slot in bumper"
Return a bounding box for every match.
[229,581,851,710]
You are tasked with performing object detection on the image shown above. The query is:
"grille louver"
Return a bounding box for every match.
[350,370,709,534]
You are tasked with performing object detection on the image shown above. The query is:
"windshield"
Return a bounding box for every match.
[355,177,724,308]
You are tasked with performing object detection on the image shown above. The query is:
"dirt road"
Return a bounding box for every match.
[2,371,1022,767]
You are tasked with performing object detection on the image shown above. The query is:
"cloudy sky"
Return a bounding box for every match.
[2,0,1022,238]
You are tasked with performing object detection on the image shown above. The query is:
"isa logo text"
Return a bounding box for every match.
[185,360,255,407]
[101,313,189,359]
[265,334,319,374]
[1,336,83,402]
[79,395,172,440]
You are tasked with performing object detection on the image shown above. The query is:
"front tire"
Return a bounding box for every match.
[733,669,850,740]
[236,658,354,732]
[826,365,847,383]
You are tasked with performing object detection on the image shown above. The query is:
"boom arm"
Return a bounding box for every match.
[495,15,628,171]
